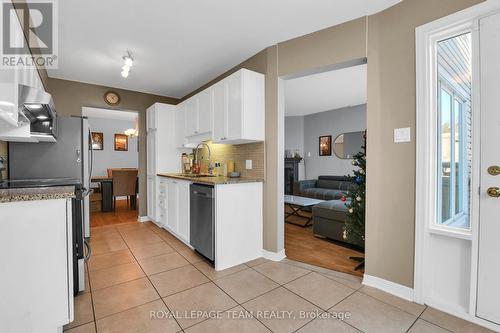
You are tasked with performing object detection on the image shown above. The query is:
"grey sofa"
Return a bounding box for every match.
[294,176,362,248]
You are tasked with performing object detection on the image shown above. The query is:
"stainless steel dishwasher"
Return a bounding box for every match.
[190,183,215,261]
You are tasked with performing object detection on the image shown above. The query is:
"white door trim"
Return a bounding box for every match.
[415,1,500,330]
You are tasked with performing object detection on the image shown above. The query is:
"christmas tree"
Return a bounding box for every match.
[343,131,366,270]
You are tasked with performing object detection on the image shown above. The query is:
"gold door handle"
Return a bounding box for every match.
[487,187,500,198]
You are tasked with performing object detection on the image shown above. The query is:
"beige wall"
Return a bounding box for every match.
[46,78,179,217]
[365,0,483,287]
[277,17,367,77]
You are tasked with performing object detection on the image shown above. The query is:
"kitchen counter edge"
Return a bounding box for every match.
[0,186,76,203]
[157,173,263,185]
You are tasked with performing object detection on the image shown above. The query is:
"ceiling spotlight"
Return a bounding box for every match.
[121,51,134,78]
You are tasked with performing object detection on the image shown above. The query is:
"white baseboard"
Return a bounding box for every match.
[363,274,414,302]
[262,249,286,261]
[137,216,149,223]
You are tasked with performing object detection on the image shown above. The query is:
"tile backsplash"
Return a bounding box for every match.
[195,141,264,179]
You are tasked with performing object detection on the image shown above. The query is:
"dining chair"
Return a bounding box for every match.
[111,169,138,210]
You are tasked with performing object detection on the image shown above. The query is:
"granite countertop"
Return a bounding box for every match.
[157,173,263,185]
[0,186,76,203]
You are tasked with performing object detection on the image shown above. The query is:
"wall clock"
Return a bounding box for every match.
[104,91,121,106]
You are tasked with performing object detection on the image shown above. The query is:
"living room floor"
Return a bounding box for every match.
[65,219,492,333]
[284,207,364,277]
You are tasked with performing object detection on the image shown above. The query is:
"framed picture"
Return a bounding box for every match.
[319,135,332,156]
[114,134,128,151]
[91,132,103,150]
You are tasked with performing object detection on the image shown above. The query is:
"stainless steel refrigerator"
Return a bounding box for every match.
[8,116,94,293]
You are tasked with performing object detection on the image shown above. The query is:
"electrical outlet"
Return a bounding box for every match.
[307,152,311,157]
[246,160,252,169]
[394,127,411,143]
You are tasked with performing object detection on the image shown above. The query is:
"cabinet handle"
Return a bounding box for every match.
[194,131,198,134]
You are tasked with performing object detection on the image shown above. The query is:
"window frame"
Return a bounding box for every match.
[436,78,470,230]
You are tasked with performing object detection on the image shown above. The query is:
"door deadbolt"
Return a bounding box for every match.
[487,187,500,198]
[487,165,500,176]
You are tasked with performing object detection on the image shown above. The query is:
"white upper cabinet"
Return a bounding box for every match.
[179,68,264,145]
[175,102,187,148]
[0,5,45,128]
[212,69,265,144]
[184,98,199,136]
[197,88,212,134]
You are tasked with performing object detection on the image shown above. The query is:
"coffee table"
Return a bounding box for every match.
[284,195,325,227]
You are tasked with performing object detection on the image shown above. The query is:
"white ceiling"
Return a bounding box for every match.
[49,0,400,98]
[284,64,367,116]
[82,107,138,121]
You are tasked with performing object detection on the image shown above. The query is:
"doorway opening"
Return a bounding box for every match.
[82,107,140,226]
[282,63,367,276]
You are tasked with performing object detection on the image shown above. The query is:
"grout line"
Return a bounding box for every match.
[355,289,425,318]
[115,225,185,331]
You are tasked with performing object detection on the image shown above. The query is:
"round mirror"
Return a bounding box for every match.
[333,131,364,159]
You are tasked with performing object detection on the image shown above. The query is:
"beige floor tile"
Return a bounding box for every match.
[166,237,192,251]
[185,306,269,333]
[253,261,310,284]
[64,292,94,330]
[193,260,248,280]
[242,287,320,333]
[177,248,204,264]
[421,307,495,333]
[245,257,269,267]
[64,322,96,333]
[154,229,179,242]
[359,286,426,316]
[90,231,123,243]
[330,292,417,333]
[89,261,145,290]
[163,282,237,329]
[121,233,163,248]
[296,316,362,333]
[408,319,452,333]
[91,225,117,235]
[150,265,209,297]
[215,268,279,303]
[115,222,150,231]
[129,241,175,260]
[87,249,135,271]
[96,299,180,333]
[138,252,190,275]
[285,272,354,310]
[91,237,128,255]
[321,272,363,290]
[92,277,159,319]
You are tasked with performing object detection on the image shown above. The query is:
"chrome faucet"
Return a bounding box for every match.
[194,143,213,175]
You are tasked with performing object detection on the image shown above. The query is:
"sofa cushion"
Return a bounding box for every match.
[312,200,348,221]
[302,188,345,200]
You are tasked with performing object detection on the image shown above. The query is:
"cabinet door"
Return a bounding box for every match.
[177,181,190,243]
[197,89,212,134]
[146,130,157,175]
[157,178,167,226]
[226,72,243,140]
[175,104,186,148]
[212,81,227,142]
[146,107,156,131]
[184,98,199,136]
[166,180,178,232]
[147,176,156,220]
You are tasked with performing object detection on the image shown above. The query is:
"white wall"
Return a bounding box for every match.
[285,104,366,180]
[284,116,305,180]
[88,117,139,176]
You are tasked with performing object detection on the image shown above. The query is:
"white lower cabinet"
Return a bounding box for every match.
[0,199,73,332]
[162,177,191,244]
[147,175,156,222]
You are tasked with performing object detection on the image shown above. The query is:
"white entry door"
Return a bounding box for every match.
[476,11,500,326]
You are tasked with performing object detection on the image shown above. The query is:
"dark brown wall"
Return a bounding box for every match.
[47,78,179,217]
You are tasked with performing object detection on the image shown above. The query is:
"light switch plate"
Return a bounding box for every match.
[394,127,411,143]
[246,160,252,169]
